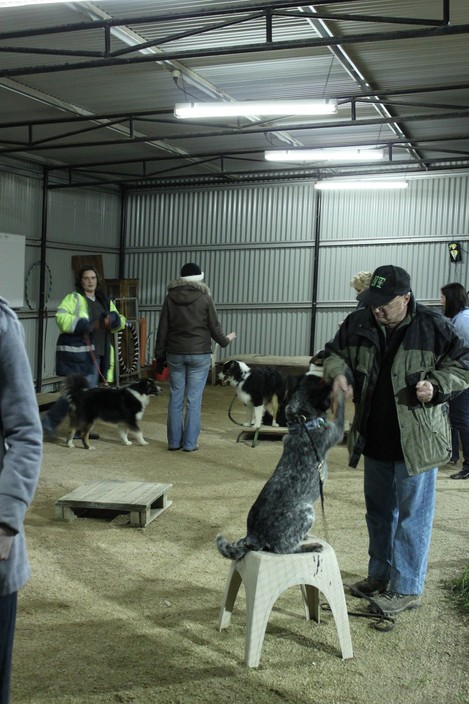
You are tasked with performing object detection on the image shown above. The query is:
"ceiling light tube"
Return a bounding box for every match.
[0,0,112,5]
[174,99,338,119]
[265,148,384,162]
[314,180,408,190]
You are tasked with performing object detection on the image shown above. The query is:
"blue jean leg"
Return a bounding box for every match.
[166,353,211,450]
[0,591,17,704]
[43,360,101,430]
[449,389,469,468]
[364,457,437,595]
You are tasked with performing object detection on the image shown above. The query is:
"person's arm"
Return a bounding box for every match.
[422,318,469,403]
[206,298,235,347]
[154,298,169,359]
[56,292,93,335]
[323,314,356,389]
[107,300,126,332]
[0,305,42,553]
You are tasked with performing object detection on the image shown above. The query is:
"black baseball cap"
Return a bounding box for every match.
[357,265,411,308]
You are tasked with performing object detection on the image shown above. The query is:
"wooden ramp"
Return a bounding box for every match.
[237,426,288,447]
[55,480,172,527]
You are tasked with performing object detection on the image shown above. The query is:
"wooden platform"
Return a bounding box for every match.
[237,425,288,447]
[54,480,173,527]
[219,354,311,377]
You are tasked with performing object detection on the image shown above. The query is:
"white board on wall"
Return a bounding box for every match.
[0,233,25,308]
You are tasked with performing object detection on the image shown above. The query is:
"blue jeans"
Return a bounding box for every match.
[43,360,101,430]
[166,353,211,451]
[363,457,437,595]
[0,591,17,704]
[449,388,469,468]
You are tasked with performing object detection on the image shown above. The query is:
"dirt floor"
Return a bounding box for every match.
[12,383,469,704]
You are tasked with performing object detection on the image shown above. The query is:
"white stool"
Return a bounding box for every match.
[218,539,353,667]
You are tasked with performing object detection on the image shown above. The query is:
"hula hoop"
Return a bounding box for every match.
[118,322,140,374]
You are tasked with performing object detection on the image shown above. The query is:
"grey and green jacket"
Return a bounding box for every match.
[323,295,469,474]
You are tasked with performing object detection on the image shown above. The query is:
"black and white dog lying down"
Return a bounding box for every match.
[63,374,161,449]
[219,360,286,428]
[216,374,344,558]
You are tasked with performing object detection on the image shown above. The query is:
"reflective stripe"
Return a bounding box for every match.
[56,344,94,353]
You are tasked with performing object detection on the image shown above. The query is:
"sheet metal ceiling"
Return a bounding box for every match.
[1,0,469,189]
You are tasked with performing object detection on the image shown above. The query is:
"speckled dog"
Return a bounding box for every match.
[216,373,344,559]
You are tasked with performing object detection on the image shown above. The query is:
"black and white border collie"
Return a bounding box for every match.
[63,374,161,449]
[219,360,286,429]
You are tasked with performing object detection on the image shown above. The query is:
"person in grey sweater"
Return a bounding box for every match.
[154,263,236,452]
[0,297,42,704]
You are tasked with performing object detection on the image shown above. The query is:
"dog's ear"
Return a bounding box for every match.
[304,377,332,412]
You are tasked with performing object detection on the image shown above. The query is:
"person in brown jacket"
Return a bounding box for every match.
[154,263,236,452]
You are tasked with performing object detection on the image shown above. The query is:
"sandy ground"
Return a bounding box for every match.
[12,384,469,704]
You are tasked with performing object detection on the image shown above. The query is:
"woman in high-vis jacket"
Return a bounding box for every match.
[41,265,125,440]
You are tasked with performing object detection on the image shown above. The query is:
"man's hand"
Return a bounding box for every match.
[332,374,353,398]
[416,379,434,404]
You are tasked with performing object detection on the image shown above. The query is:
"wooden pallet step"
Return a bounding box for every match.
[55,480,173,527]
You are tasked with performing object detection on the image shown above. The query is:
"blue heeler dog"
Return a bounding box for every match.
[216,373,344,558]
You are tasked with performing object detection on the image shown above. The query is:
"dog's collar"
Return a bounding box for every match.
[287,417,328,434]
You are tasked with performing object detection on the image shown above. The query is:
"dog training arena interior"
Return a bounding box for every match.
[1,1,469,702]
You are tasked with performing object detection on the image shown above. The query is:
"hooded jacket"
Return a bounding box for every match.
[323,294,469,474]
[0,297,42,595]
[154,278,231,357]
[55,288,125,382]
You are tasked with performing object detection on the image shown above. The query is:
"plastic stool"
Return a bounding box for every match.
[218,539,353,667]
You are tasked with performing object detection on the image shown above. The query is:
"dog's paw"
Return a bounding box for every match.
[138,440,149,446]
[242,421,252,427]
[122,440,132,446]
[272,421,279,427]
[300,542,324,553]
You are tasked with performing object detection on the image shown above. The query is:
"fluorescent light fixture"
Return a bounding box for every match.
[314,180,408,190]
[265,148,384,162]
[174,100,338,119]
[0,0,111,5]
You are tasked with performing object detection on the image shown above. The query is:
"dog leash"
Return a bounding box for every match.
[228,393,245,426]
[84,333,109,386]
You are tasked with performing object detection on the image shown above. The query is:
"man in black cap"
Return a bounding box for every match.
[323,265,469,616]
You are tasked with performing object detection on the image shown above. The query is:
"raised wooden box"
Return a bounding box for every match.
[55,480,172,527]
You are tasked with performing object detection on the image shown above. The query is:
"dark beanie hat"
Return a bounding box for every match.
[180,262,204,282]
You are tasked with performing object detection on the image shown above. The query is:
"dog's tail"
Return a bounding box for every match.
[62,373,89,409]
[216,533,258,560]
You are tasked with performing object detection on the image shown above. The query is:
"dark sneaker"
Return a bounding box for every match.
[369,591,421,616]
[349,577,388,598]
[450,468,469,479]
[41,416,57,440]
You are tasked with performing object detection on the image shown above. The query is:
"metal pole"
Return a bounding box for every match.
[309,188,322,356]
[35,167,49,391]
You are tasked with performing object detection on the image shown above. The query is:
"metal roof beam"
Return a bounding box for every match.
[2,22,469,79]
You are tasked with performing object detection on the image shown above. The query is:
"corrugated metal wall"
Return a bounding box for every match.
[0,163,122,387]
[125,175,469,360]
[125,184,318,361]
[2,160,469,388]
